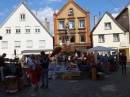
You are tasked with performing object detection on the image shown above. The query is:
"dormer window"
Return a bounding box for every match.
[69,8,74,15]
[20,14,25,20]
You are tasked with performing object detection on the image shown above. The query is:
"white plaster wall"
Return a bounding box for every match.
[93,33,129,48]
[92,13,129,48]
[93,14,126,35]
[0,3,53,58]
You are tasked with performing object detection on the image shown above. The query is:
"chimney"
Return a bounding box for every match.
[54,10,56,14]
[45,18,47,29]
[68,0,73,2]
[47,22,50,32]
[94,16,97,27]
[86,8,89,12]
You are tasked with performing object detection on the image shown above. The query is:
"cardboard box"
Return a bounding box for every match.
[4,76,17,82]
[8,81,18,90]
[62,74,71,80]
[71,76,81,80]
[70,72,81,76]
[56,73,63,79]
[18,80,23,91]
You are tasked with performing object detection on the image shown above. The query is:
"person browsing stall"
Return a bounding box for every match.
[40,51,49,89]
[0,53,6,84]
[29,54,40,97]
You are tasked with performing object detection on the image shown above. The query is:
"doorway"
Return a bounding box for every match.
[119,49,126,54]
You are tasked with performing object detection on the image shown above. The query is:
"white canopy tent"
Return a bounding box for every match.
[87,46,117,52]
[87,46,118,62]
[76,48,88,52]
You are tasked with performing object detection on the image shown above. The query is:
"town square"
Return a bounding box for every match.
[0,0,130,97]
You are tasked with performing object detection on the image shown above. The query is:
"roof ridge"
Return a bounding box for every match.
[91,11,126,35]
[56,0,88,16]
[0,1,53,37]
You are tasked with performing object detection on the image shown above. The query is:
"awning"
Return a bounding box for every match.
[21,49,53,55]
[76,48,88,52]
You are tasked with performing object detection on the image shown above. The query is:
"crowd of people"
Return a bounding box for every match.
[0,51,50,97]
[0,51,128,97]
[76,52,127,76]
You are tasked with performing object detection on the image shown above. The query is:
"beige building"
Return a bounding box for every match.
[115,3,130,61]
[91,11,130,60]
[53,0,91,56]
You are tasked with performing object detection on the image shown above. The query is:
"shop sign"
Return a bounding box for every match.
[120,41,127,47]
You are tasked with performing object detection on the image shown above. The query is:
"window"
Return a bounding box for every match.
[69,8,73,14]
[70,35,75,43]
[39,40,45,48]
[69,20,74,29]
[105,22,111,30]
[15,27,21,34]
[15,41,21,48]
[25,26,30,34]
[35,29,40,33]
[79,20,85,28]
[35,26,40,33]
[98,35,105,43]
[113,34,119,42]
[26,40,33,48]
[80,34,85,42]
[6,28,11,34]
[20,14,25,20]
[2,41,8,49]
[59,21,64,29]
[25,29,30,33]
[16,29,21,34]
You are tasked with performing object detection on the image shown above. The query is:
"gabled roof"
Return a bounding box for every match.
[0,2,53,38]
[91,11,126,35]
[115,3,130,19]
[56,0,88,16]
[115,7,128,19]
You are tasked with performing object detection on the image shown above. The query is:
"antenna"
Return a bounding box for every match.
[36,11,38,18]
[23,0,26,3]
[99,12,101,19]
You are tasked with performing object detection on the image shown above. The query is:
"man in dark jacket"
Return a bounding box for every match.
[121,53,127,75]
[0,53,7,83]
[40,51,49,89]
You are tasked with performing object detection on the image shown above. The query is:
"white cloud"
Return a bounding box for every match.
[0,12,4,15]
[4,8,8,12]
[112,13,119,18]
[114,8,120,11]
[28,2,33,5]
[12,5,17,9]
[39,0,62,5]
[0,3,3,6]
[32,7,59,35]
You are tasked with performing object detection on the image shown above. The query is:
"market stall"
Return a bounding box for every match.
[87,46,118,62]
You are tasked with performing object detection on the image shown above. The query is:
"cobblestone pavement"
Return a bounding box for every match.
[0,63,130,97]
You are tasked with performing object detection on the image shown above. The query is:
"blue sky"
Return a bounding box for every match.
[0,0,130,35]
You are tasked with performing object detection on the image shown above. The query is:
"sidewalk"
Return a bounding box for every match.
[0,64,130,97]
